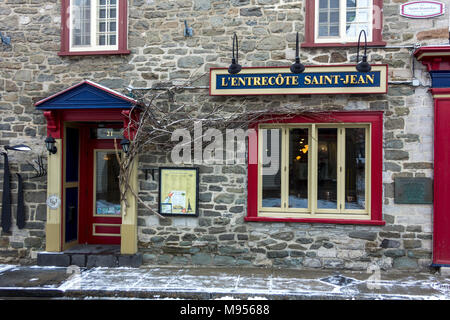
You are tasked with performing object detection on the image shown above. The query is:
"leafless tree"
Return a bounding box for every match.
[115,72,340,218]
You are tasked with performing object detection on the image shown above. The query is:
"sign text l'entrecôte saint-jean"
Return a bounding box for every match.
[209,65,388,96]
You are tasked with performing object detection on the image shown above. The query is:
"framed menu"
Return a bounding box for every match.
[158,167,199,217]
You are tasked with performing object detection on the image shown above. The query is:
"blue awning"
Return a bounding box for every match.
[35,80,137,110]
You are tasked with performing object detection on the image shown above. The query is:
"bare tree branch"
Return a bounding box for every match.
[117,73,341,219]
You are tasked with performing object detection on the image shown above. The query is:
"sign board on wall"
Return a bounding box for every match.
[400,1,445,18]
[209,65,388,96]
[394,177,433,204]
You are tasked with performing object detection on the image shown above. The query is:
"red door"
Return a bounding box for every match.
[79,127,122,245]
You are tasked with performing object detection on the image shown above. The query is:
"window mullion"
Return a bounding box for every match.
[91,0,97,48]
[365,125,371,213]
[314,1,319,44]
[282,127,289,210]
[337,127,345,213]
[340,0,346,42]
[310,124,317,216]
[257,126,263,211]
[69,1,73,49]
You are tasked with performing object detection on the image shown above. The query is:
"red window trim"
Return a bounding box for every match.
[245,111,385,226]
[58,0,130,56]
[302,0,386,48]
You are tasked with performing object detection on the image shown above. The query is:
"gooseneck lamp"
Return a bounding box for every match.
[356,30,371,73]
[228,33,242,75]
[5,144,32,152]
[290,32,305,74]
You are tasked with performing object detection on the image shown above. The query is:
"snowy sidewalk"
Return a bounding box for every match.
[0,264,449,299]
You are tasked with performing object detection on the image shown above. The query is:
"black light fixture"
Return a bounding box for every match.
[228,33,242,75]
[120,138,130,154]
[4,144,31,152]
[45,135,57,154]
[290,32,305,74]
[356,30,371,73]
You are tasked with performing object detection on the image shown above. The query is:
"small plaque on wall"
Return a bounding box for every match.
[400,1,445,19]
[394,178,433,204]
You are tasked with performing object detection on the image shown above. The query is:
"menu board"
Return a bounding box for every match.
[159,168,199,216]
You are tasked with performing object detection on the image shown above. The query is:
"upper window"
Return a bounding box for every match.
[317,0,372,43]
[59,0,130,56]
[246,112,384,225]
[303,0,385,47]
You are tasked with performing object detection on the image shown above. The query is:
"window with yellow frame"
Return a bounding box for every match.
[258,123,371,220]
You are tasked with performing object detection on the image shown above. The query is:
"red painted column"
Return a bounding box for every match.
[415,46,450,266]
[433,90,450,265]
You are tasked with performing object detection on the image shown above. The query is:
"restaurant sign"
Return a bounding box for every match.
[209,65,388,96]
[400,1,445,18]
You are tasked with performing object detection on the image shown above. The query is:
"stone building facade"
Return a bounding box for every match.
[0,0,449,271]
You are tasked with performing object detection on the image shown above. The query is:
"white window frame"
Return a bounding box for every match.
[69,0,119,52]
[314,0,373,44]
[257,123,371,221]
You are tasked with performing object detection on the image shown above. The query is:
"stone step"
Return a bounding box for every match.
[37,245,142,268]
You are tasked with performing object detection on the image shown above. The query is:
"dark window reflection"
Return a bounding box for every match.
[96,151,121,215]
[345,128,366,210]
[262,129,282,208]
[317,128,337,209]
[289,128,309,208]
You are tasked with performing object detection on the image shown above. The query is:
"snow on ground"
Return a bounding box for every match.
[0,265,14,273]
[54,266,450,300]
[1,265,450,299]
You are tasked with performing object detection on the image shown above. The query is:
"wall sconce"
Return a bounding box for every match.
[228,33,242,75]
[120,138,130,154]
[4,144,31,152]
[45,135,57,154]
[356,30,371,73]
[290,32,305,74]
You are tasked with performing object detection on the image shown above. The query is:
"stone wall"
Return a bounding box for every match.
[0,0,447,269]
[135,90,434,271]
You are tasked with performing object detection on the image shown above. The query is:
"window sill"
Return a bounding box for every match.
[245,216,386,226]
[301,41,387,48]
[58,49,131,56]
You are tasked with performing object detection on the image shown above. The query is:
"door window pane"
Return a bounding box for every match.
[345,128,366,210]
[95,151,121,215]
[289,128,309,208]
[261,129,282,208]
[66,127,79,182]
[317,128,337,209]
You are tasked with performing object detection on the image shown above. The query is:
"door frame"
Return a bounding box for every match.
[78,125,123,245]
[42,109,139,254]
[36,81,140,254]
[62,124,81,251]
